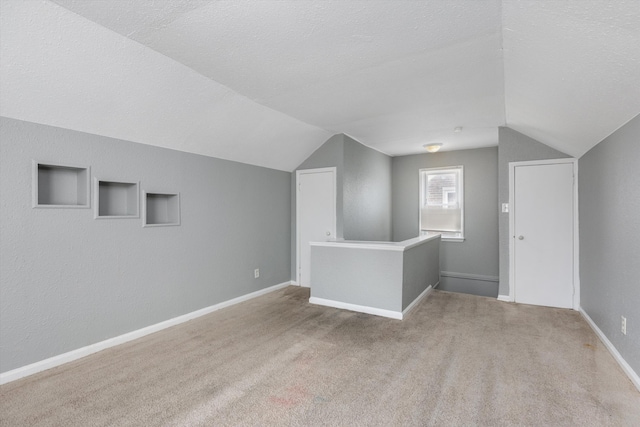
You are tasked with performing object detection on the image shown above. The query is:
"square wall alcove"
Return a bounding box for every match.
[32,161,90,208]
[94,179,139,219]
[143,192,180,227]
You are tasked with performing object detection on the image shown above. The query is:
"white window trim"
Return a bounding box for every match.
[419,166,465,242]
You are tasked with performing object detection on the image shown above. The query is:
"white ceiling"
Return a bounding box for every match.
[503,1,640,157]
[1,1,639,171]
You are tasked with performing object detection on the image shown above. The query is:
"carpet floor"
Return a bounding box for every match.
[1,286,639,426]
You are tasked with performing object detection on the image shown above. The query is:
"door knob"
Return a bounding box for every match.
[518,235,524,240]
[326,231,331,236]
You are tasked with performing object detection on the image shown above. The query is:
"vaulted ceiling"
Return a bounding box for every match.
[1,1,639,171]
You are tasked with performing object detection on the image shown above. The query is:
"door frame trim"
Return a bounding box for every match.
[295,167,337,287]
[508,158,579,309]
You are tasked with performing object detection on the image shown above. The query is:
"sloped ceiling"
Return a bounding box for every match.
[503,1,640,157]
[1,1,639,171]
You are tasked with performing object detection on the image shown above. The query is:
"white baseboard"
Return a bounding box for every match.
[579,307,640,392]
[402,284,436,317]
[309,283,437,321]
[0,281,293,385]
[309,297,403,320]
[497,294,513,302]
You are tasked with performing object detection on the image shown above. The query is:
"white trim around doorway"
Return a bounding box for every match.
[507,158,580,310]
[295,167,337,287]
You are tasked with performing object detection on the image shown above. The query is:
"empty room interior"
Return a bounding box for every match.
[1,0,639,425]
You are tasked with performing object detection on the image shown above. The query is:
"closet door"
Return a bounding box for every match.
[512,161,575,308]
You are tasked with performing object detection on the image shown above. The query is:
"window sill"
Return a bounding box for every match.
[442,237,465,243]
[420,231,465,242]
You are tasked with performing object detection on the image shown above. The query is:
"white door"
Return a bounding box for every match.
[512,161,575,308]
[297,168,336,287]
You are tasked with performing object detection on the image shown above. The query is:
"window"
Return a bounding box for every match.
[419,166,464,241]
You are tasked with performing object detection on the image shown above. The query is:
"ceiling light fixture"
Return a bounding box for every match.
[423,143,443,153]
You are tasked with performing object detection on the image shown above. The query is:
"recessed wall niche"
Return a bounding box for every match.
[32,161,90,208]
[94,178,139,219]
[143,192,180,227]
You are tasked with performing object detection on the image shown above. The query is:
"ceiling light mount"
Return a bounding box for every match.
[423,143,443,153]
[454,127,463,133]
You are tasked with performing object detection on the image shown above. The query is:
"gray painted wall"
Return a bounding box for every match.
[392,147,499,296]
[310,238,439,313]
[402,238,440,310]
[291,134,393,279]
[0,117,291,373]
[579,114,640,376]
[343,136,392,241]
[311,246,403,312]
[438,272,499,298]
[497,127,571,297]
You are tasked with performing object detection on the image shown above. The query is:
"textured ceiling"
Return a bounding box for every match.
[503,0,640,157]
[1,1,639,171]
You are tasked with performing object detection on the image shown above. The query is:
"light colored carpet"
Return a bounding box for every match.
[1,286,639,426]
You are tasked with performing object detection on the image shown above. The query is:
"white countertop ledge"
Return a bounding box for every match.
[309,233,441,252]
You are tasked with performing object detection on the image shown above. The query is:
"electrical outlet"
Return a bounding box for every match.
[254,268,260,279]
[621,316,626,335]
[501,203,509,213]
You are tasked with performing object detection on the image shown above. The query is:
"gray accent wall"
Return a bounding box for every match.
[392,147,499,297]
[402,239,440,310]
[311,246,404,312]
[310,237,439,314]
[0,117,291,373]
[291,134,392,279]
[343,137,392,241]
[497,127,571,297]
[579,114,640,376]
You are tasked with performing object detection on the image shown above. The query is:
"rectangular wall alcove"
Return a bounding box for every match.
[32,161,90,208]
[143,192,180,227]
[94,179,139,219]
